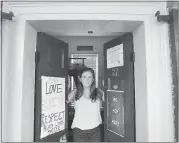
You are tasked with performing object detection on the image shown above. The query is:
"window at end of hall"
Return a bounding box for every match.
[70,54,99,90]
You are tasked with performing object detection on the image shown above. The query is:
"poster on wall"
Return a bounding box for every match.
[107,44,124,69]
[40,76,65,139]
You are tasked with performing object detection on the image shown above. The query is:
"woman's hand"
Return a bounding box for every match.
[66,100,70,104]
[67,89,77,103]
[98,89,104,102]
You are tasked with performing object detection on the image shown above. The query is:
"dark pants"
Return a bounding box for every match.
[73,125,101,142]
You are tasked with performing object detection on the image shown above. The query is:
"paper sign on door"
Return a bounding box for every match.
[40,76,65,139]
[107,44,124,69]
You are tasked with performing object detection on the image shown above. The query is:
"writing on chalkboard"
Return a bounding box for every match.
[112,120,120,126]
[107,90,124,137]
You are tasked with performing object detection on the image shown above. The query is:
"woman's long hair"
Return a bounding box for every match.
[75,68,103,102]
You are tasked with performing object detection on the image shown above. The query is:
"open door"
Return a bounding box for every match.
[34,32,68,142]
[103,33,135,142]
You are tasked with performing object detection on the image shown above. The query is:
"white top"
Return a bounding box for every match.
[71,96,102,130]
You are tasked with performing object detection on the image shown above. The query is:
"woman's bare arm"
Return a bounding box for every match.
[98,89,104,102]
[97,89,104,110]
[66,90,76,103]
[102,90,104,102]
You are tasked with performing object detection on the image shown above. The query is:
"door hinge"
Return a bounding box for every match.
[2,11,14,20]
[35,51,40,64]
[155,11,171,24]
[131,42,135,63]
[131,52,135,63]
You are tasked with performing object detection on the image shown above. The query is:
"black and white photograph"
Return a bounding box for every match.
[1,0,178,142]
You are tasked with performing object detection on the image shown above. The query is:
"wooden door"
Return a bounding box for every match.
[34,32,68,142]
[103,33,135,142]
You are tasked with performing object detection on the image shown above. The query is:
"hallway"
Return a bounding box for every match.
[1,1,177,142]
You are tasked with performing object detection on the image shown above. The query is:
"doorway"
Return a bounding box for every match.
[30,20,142,142]
[3,2,173,142]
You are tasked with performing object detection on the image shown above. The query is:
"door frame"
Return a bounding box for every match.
[2,1,175,142]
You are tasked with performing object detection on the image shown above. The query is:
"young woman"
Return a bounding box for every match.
[67,68,104,142]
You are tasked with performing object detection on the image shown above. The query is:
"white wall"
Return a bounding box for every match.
[5,19,37,142]
[133,22,148,141]
[144,16,174,141]
[2,18,37,142]
[58,36,115,89]
[0,20,2,143]
[2,19,10,142]
[5,17,26,141]
[2,19,9,141]
[2,3,11,141]
[21,22,37,141]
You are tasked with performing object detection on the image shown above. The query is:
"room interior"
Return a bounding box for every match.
[29,20,141,142]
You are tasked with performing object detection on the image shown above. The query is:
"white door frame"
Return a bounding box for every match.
[2,2,174,142]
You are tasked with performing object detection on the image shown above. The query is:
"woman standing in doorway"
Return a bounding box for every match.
[67,68,104,142]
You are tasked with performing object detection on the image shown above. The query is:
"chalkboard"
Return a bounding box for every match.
[107,90,124,137]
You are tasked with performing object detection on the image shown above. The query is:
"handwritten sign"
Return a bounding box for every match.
[107,90,124,137]
[40,76,65,139]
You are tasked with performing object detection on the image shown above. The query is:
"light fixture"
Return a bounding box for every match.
[88,31,94,49]
[88,31,93,34]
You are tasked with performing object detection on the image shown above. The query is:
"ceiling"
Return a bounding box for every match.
[29,20,142,37]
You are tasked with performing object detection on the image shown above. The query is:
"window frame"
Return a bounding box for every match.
[70,53,99,90]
